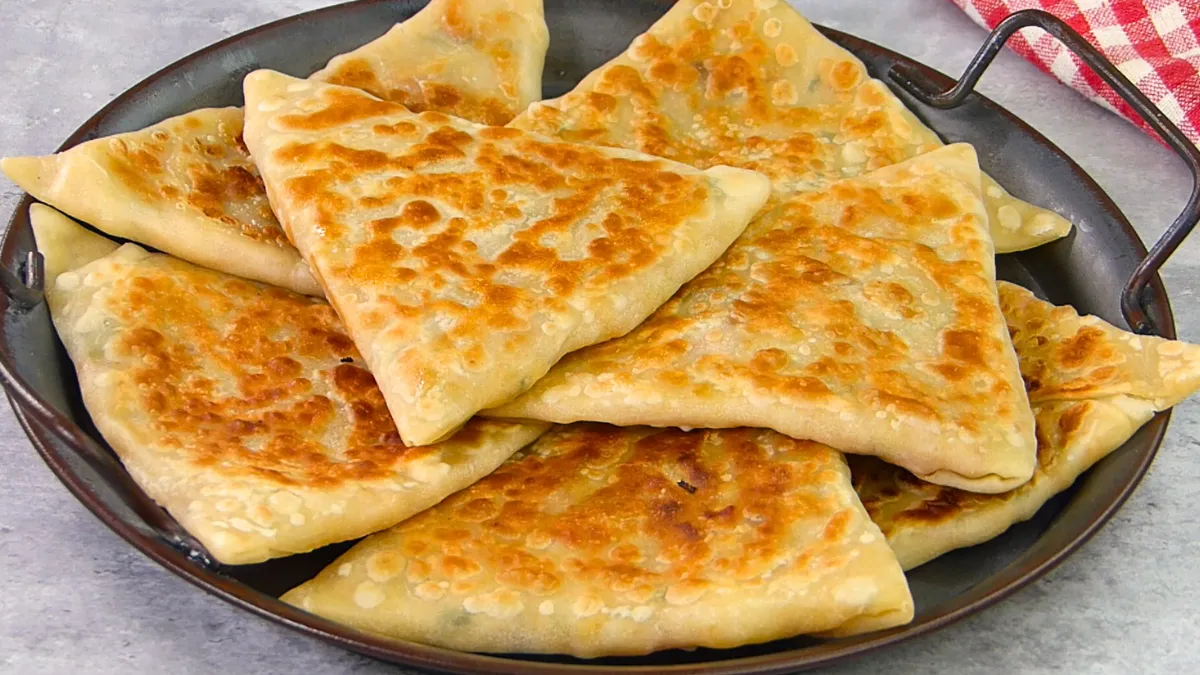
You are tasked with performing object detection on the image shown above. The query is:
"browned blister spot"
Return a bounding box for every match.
[441,0,471,40]
[1057,327,1110,370]
[864,281,918,319]
[828,60,862,90]
[1056,401,1088,436]
[848,455,990,534]
[894,490,969,526]
[318,57,384,93]
[279,90,408,131]
[943,329,985,365]
[1032,400,1093,471]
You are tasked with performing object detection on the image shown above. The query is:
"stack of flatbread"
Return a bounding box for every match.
[6,0,1200,659]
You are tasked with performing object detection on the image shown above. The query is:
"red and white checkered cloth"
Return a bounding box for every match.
[950,0,1200,146]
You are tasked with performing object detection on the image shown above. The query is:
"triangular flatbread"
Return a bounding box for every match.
[509,0,1070,253]
[2,108,320,294]
[312,0,548,126]
[487,145,1036,494]
[242,70,771,446]
[1001,280,1200,406]
[283,424,913,656]
[31,204,548,565]
[2,0,550,295]
[851,281,1200,569]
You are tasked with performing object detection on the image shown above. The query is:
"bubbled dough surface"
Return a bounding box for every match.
[312,0,548,126]
[1,0,550,295]
[510,0,1071,252]
[41,232,546,564]
[491,145,1036,494]
[285,424,912,656]
[243,71,768,446]
[852,286,1200,569]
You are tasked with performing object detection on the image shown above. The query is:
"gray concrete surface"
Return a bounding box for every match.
[2,1,1198,673]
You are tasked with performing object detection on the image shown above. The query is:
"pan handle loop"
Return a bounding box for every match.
[888,8,1200,336]
[1,251,46,309]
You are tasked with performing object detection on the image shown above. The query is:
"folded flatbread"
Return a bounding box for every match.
[283,424,913,656]
[242,70,771,446]
[2,0,550,295]
[509,0,1070,253]
[851,281,1200,569]
[312,0,548,125]
[2,108,318,293]
[1001,280,1200,407]
[30,204,548,565]
[487,145,1035,493]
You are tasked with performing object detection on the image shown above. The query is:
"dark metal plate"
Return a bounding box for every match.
[0,0,1178,673]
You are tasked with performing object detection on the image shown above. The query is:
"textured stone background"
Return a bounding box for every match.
[1,1,1198,673]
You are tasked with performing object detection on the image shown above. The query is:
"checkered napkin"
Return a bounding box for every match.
[949,0,1200,146]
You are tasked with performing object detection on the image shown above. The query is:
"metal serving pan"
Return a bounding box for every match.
[1,1,1197,673]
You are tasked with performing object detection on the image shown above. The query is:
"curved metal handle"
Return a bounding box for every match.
[889,8,1200,335]
[1,251,45,309]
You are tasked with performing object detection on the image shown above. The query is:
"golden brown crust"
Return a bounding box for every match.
[852,398,1156,570]
[32,207,547,565]
[284,425,912,656]
[852,285,1200,569]
[25,109,281,242]
[508,0,1070,252]
[312,0,549,125]
[3,0,550,295]
[243,70,770,446]
[1000,281,1200,406]
[1,109,321,295]
[102,113,283,244]
[488,146,1036,494]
